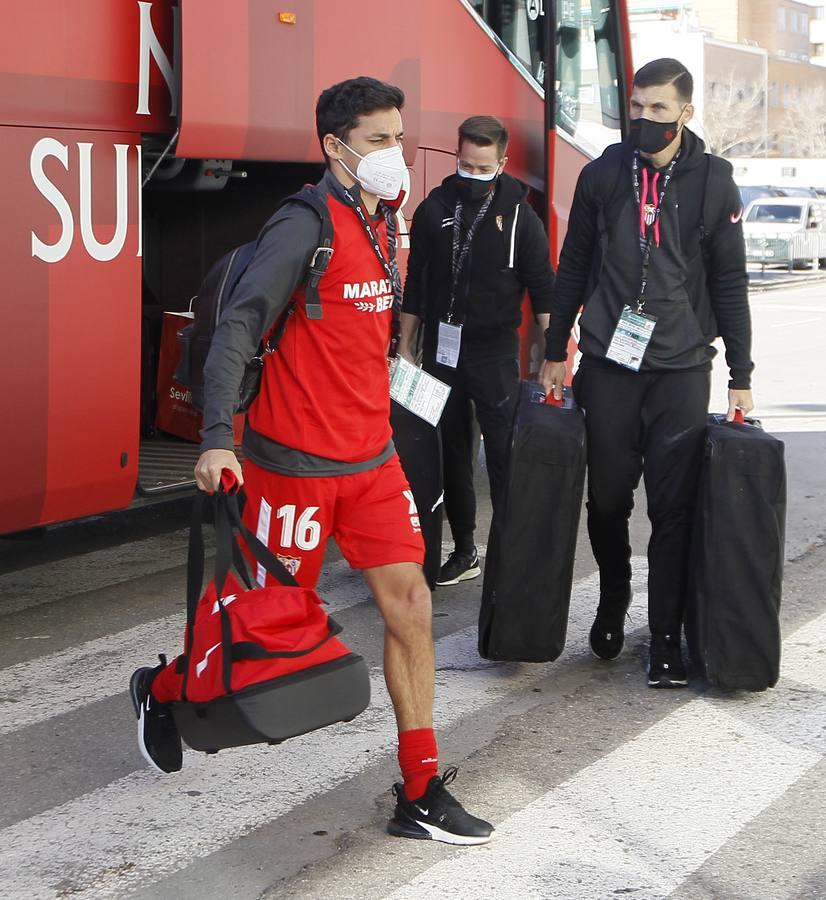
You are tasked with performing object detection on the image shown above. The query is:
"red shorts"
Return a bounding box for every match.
[240,455,425,589]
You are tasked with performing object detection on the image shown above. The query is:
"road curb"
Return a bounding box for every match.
[748,273,826,292]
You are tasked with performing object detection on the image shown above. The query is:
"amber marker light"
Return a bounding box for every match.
[278,12,297,24]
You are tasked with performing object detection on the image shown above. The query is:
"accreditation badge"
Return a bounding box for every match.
[605,305,657,372]
[436,320,463,368]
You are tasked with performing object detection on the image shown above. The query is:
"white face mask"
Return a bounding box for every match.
[456,164,499,182]
[338,140,407,200]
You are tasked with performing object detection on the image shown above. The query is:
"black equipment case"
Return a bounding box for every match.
[391,400,444,589]
[685,414,786,691]
[479,382,586,662]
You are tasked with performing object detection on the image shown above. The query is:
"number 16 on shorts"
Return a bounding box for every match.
[255,500,322,586]
[277,504,322,550]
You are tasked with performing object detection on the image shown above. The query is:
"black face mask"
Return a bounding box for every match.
[455,173,497,202]
[629,117,681,154]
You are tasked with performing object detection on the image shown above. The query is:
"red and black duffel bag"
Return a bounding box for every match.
[154,477,371,753]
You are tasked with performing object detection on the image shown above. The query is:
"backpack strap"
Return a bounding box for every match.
[593,148,626,233]
[587,156,625,294]
[282,185,334,321]
[699,154,731,252]
[699,154,712,246]
[255,186,334,355]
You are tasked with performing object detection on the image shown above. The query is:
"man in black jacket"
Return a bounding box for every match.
[401,116,555,586]
[539,58,754,688]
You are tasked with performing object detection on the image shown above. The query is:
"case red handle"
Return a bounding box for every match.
[220,468,241,494]
[545,393,564,408]
[733,408,745,424]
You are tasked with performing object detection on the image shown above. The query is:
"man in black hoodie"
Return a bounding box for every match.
[539,58,754,688]
[401,116,555,587]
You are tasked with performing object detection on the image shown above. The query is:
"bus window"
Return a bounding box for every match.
[557,0,623,154]
[469,0,547,84]
[469,0,624,156]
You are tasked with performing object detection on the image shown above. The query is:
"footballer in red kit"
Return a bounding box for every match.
[131,76,494,846]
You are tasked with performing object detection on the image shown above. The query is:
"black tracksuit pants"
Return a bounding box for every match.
[572,363,710,636]
[424,354,520,552]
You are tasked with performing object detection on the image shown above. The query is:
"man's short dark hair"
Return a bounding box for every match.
[458,116,509,157]
[633,58,693,104]
[315,76,405,160]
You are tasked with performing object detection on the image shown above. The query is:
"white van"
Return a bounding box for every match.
[743,197,826,270]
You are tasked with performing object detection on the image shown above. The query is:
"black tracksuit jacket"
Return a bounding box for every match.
[403,172,555,364]
[545,129,753,389]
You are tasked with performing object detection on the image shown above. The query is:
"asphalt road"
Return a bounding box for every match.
[1,281,824,900]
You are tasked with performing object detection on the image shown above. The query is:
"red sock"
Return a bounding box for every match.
[398,728,439,801]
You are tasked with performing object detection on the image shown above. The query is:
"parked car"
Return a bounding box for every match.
[743,197,826,270]
[774,186,822,198]
[738,185,785,209]
[737,185,824,209]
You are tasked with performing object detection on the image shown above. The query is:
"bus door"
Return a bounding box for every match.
[461,0,632,375]
[134,1,426,500]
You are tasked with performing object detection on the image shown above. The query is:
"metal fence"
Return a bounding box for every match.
[745,231,826,268]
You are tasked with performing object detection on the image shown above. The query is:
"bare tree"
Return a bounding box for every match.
[779,85,826,158]
[700,72,767,158]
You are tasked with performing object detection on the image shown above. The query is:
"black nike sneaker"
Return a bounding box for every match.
[589,590,633,661]
[436,549,481,586]
[129,657,183,774]
[387,766,494,845]
[648,633,688,688]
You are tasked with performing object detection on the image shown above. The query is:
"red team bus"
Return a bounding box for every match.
[0,0,632,536]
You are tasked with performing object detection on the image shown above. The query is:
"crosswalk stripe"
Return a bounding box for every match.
[385,612,826,900]
[0,528,207,618]
[0,641,540,898]
[0,550,647,738]
[0,559,366,736]
[0,563,649,898]
[0,526,491,621]
[780,614,826,693]
[440,541,487,557]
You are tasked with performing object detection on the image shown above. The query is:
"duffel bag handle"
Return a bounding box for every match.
[182,482,300,700]
[182,492,254,700]
[219,489,301,589]
[186,471,302,629]
[210,469,301,599]
[187,490,254,623]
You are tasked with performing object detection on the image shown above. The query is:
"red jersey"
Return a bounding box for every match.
[247,186,395,464]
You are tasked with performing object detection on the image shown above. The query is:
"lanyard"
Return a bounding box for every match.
[344,188,403,356]
[447,192,494,322]
[632,149,679,312]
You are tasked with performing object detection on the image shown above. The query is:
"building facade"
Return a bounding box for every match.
[628,0,826,156]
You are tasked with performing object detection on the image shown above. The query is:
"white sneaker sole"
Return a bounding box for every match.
[647,676,688,688]
[418,822,496,847]
[590,645,623,662]
[436,565,481,587]
[417,819,495,845]
[136,704,170,774]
